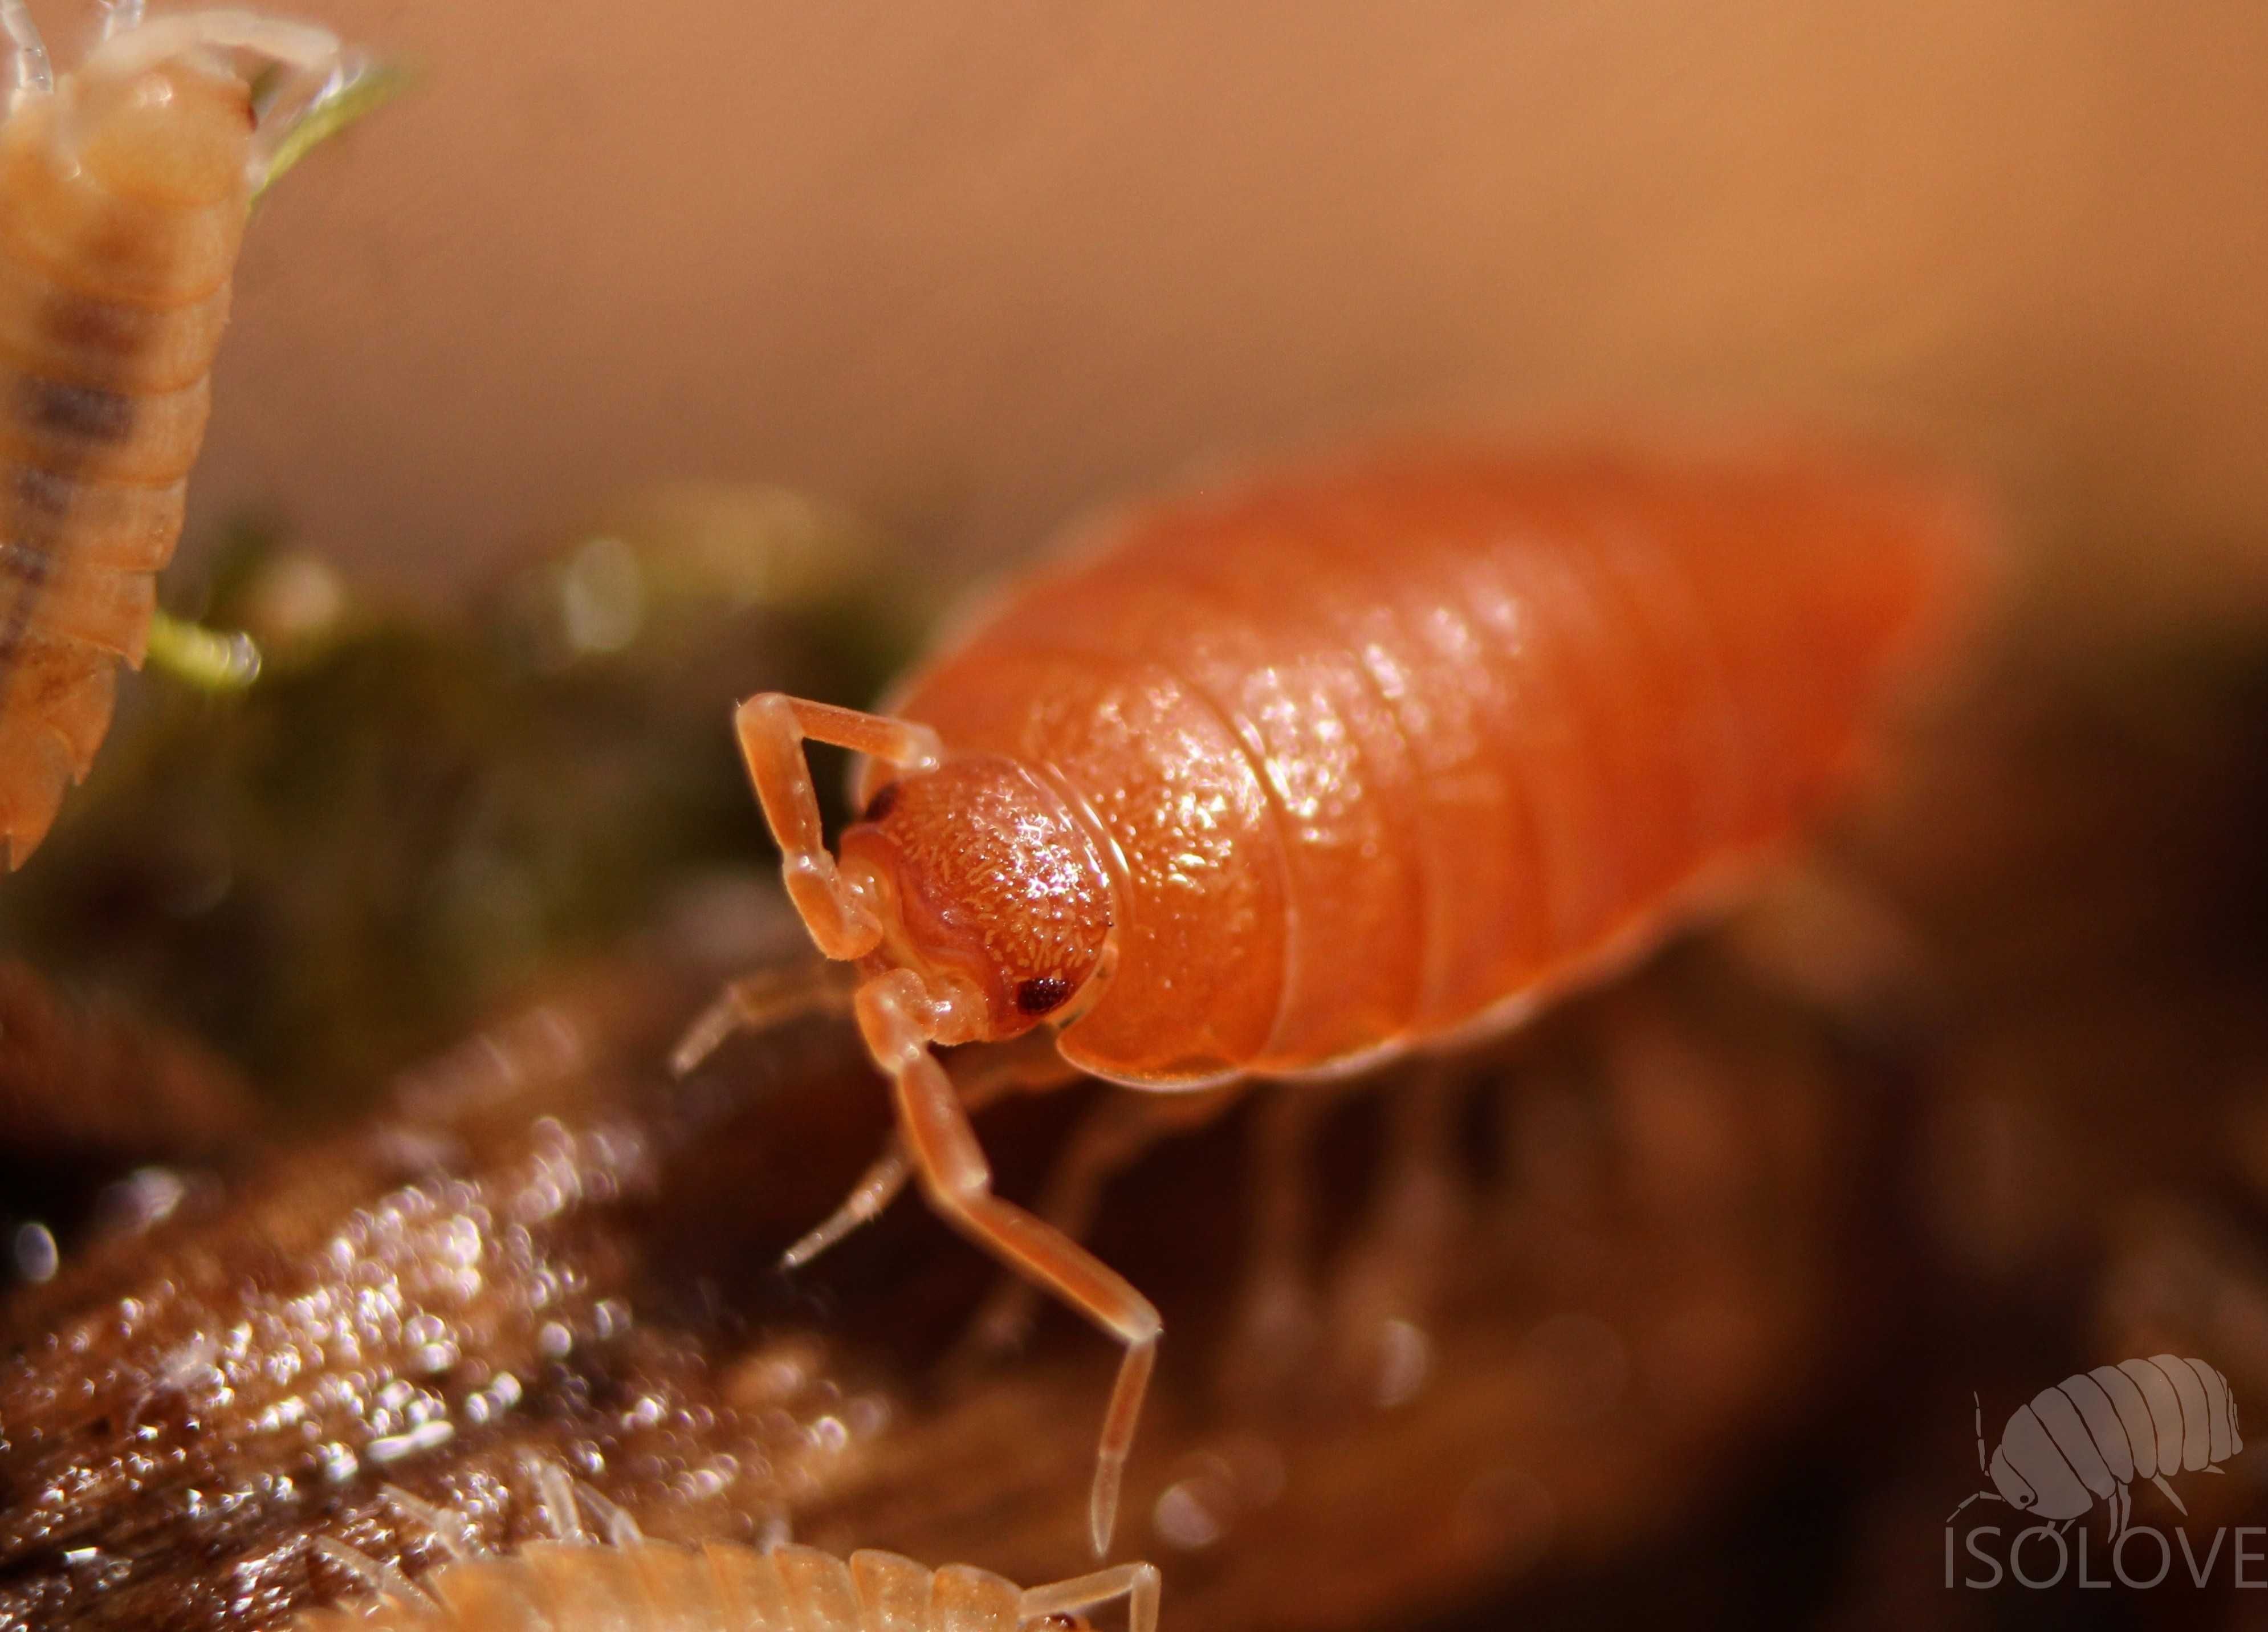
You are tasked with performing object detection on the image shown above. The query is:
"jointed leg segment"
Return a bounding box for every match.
[675,695,942,1072]
[670,958,860,1077]
[1328,1061,1469,1390]
[858,971,1158,1558]
[1021,1562,1162,1632]
[783,1030,1080,1268]
[718,693,1161,1555]
[1219,1081,1353,1404]
[959,1081,1244,1362]
[735,694,940,961]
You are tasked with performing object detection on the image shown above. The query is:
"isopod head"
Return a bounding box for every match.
[1984,1443,2042,1513]
[1988,1404,2095,1521]
[837,755,1113,1043]
[68,55,251,205]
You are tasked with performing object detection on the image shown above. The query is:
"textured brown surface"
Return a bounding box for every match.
[0,916,1856,1630]
[0,539,2261,1629]
[0,945,897,1628]
[0,3,2252,1611]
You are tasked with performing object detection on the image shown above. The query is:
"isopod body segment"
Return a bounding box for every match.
[873,443,1974,1080]
[1959,1356,2242,1536]
[294,1467,1161,1632]
[300,1540,1159,1632]
[0,2,351,864]
[690,438,1984,1553]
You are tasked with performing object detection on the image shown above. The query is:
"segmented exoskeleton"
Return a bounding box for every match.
[0,0,357,864]
[295,1459,1161,1632]
[679,438,1982,1552]
[1951,1356,2242,1536]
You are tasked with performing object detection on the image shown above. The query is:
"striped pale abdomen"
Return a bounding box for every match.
[294,1541,1061,1632]
[0,56,250,864]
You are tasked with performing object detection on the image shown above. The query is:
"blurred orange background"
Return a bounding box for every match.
[22,0,2268,625]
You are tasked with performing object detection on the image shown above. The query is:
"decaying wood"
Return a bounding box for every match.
[0,917,1855,1631]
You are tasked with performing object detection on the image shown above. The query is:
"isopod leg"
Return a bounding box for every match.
[1327,1061,1469,1393]
[781,1147,911,1268]
[857,971,1159,1557]
[734,693,942,962]
[1218,1081,1355,1406]
[956,1081,1244,1365]
[1944,1491,1997,1521]
[307,1536,434,1611]
[1019,1562,1162,1632]
[671,958,860,1076]
[377,1486,473,1560]
[100,0,145,40]
[781,1031,1078,1268]
[1,0,49,102]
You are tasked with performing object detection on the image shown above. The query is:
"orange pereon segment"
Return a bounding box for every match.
[887,439,1980,1082]
[290,1535,1161,1632]
[0,48,259,867]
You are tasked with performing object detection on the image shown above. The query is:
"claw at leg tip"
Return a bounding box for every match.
[781,1218,839,1271]
[1089,1463,1122,1557]
[1131,1564,1161,1632]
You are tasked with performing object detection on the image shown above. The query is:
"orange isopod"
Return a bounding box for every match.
[677,437,1981,1554]
[0,1,355,865]
[296,1462,1161,1632]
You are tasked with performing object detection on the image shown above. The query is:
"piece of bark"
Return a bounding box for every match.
[0,930,1854,1632]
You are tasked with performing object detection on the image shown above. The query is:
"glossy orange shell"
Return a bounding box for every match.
[0,50,254,865]
[883,441,1977,1085]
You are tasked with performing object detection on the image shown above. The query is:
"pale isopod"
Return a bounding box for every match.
[1951,1356,2243,1536]
[0,0,356,864]
[294,1460,1161,1632]
[677,438,1981,1552]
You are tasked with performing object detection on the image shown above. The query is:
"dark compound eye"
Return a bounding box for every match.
[861,782,901,823]
[1015,976,1072,1015]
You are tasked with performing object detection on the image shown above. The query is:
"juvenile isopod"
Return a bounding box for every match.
[0,0,363,864]
[1951,1356,2242,1536]
[677,438,1981,1552]
[294,1460,1161,1632]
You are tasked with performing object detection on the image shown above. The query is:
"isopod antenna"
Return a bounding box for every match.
[1945,1392,2009,1523]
